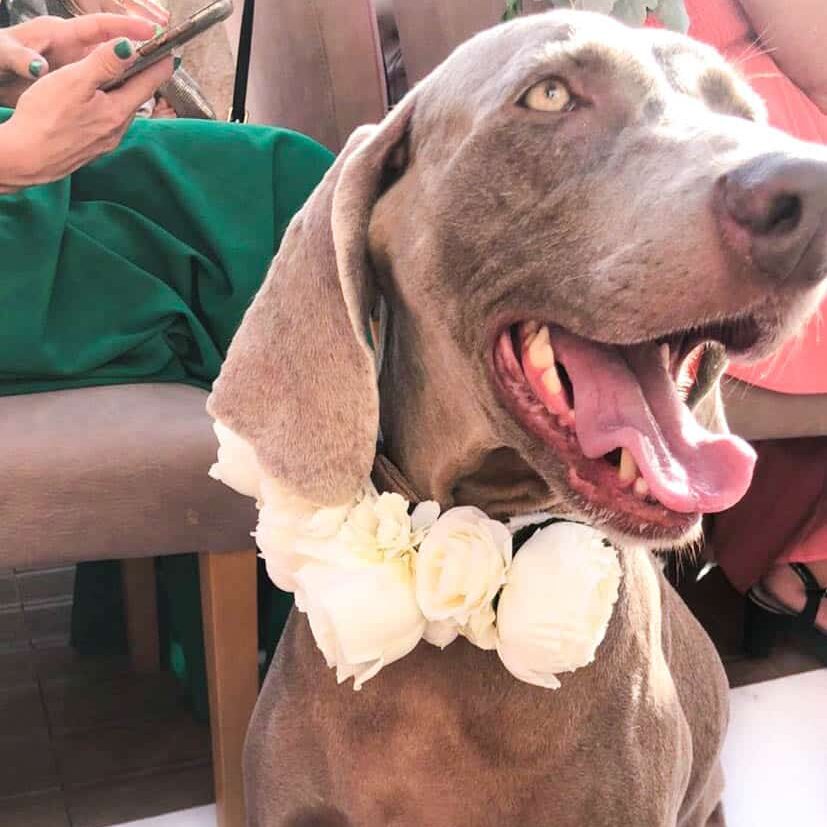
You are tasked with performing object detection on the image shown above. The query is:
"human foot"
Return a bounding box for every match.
[760,561,827,633]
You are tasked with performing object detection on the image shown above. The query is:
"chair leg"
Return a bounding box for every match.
[199,549,259,827]
[121,557,161,673]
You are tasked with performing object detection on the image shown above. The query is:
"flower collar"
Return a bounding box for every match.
[209,423,622,691]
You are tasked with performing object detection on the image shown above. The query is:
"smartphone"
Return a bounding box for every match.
[101,0,234,91]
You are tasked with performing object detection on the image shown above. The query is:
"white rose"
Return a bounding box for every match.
[416,506,512,650]
[293,557,426,689]
[208,420,265,501]
[339,491,440,564]
[255,477,353,592]
[496,522,621,689]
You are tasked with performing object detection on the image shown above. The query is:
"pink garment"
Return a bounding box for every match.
[712,440,827,592]
[651,0,827,395]
[663,1,827,587]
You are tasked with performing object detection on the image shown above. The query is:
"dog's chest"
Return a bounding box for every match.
[293,551,697,824]
[318,645,693,826]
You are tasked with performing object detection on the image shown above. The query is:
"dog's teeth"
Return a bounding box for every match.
[528,326,555,370]
[542,363,563,395]
[660,343,670,371]
[618,448,638,482]
[633,478,650,499]
[521,320,541,345]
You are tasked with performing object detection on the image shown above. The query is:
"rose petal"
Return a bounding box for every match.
[209,420,265,501]
[461,608,498,650]
[496,523,620,690]
[423,619,460,648]
[411,500,441,532]
[293,560,426,690]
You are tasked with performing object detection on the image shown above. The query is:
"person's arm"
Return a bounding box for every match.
[0,16,173,193]
[738,0,827,112]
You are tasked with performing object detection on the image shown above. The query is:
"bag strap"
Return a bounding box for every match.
[229,0,254,123]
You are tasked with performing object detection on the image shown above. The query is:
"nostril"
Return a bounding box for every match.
[717,153,827,284]
[721,173,804,237]
[765,193,802,235]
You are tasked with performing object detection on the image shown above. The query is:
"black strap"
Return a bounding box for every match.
[230,0,254,123]
[790,563,827,628]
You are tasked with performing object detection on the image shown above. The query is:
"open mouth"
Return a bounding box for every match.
[492,320,759,538]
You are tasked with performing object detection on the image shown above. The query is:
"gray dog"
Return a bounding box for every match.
[208,10,827,826]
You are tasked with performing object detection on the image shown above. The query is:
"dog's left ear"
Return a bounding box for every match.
[207,97,415,506]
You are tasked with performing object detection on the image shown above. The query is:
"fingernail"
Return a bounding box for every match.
[114,39,133,60]
[173,56,182,72]
[28,59,44,78]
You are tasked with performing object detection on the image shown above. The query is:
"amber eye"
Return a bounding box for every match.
[521,78,574,113]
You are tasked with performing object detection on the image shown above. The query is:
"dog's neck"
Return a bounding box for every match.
[371,453,422,503]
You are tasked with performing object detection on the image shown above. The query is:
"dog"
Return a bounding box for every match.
[207,10,827,826]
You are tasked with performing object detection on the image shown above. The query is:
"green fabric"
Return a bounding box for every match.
[0,109,333,395]
[0,111,332,715]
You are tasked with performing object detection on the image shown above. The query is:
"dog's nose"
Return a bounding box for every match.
[716,154,827,285]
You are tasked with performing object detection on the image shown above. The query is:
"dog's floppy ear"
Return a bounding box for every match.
[207,99,415,506]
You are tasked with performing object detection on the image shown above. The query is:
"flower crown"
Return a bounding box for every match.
[209,422,623,691]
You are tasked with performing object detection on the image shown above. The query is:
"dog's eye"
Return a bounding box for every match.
[521,78,574,113]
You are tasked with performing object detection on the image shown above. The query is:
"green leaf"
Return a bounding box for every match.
[502,0,688,32]
[612,0,648,26]
[548,0,617,13]
[502,0,522,21]
[654,0,690,31]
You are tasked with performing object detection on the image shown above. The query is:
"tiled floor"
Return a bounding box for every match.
[1,563,823,827]
[0,646,213,827]
[674,562,824,687]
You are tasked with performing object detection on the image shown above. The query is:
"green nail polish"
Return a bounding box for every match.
[114,39,133,60]
[28,59,43,78]
[173,56,182,71]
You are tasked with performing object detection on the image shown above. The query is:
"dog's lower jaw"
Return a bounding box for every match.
[487,322,758,543]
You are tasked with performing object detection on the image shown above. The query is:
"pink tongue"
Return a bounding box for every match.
[550,328,756,514]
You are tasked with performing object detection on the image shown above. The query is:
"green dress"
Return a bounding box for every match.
[0,110,333,716]
[0,110,332,393]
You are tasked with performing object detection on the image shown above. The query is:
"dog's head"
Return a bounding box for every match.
[209,11,827,548]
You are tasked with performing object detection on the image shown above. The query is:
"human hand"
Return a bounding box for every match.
[0,36,173,191]
[0,13,159,106]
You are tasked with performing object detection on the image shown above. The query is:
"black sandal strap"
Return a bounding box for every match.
[790,563,827,628]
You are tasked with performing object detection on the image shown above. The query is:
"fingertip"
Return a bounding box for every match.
[115,14,156,41]
[28,57,48,78]
[114,39,134,60]
[133,16,158,38]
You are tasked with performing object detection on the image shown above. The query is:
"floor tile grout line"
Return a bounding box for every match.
[59,757,214,795]
[34,670,75,827]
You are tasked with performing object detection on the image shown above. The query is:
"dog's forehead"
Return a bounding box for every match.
[418,10,762,123]
[644,29,766,120]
